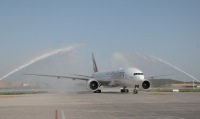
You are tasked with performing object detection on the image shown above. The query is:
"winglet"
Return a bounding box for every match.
[92,53,98,72]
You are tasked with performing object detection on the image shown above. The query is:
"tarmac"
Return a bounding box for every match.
[0,91,200,119]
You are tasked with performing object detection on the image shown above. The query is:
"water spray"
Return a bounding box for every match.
[0,45,80,80]
[114,52,200,82]
[114,53,132,67]
[151,55,200,82]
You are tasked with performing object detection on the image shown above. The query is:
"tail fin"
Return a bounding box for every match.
[92,53,98,72]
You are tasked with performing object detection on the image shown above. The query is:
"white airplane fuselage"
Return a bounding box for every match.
[26,53,151,93]
[92,68,144,87]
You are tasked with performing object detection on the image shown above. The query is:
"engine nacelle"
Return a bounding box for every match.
[142,80,151,89]
[87,79,100,91]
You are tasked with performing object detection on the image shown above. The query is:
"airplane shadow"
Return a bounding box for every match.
[77,91,130,94]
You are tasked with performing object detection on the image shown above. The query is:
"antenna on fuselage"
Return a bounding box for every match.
[92,53,98,72]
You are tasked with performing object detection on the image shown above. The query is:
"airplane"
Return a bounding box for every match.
[25,53,151,94]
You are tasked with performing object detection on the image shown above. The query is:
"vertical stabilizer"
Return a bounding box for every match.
[92,53,98,72]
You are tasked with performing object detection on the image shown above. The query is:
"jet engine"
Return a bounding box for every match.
[142,80,151,89]
[87,79,100,91]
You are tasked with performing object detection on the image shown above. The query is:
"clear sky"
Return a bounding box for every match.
[0,0,200,82]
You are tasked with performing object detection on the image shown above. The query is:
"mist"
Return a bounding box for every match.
[1,48,199,93]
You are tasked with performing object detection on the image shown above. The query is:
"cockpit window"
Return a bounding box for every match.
[133,73,143,75]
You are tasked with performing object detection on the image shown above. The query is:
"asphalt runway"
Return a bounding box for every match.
[0,91,200,119]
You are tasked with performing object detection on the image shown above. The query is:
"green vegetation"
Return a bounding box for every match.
[179,89,200,92]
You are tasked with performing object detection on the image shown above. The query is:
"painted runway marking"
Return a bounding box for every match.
[55,109,58,119]
[61,109,66,119]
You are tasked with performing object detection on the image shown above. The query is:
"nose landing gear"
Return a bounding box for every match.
[120,85,139,94]
[133,85,139,94]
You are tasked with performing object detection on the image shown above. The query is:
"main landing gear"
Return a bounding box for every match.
[94,89,101,93]
[121,86,129,93]
[120,85,139,94]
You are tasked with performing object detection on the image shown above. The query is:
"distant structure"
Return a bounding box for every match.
[22,82,29,87]
[149,79,200,89]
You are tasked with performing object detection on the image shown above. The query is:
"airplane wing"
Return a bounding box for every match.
[25,73,111,85]
[25,74,91,81]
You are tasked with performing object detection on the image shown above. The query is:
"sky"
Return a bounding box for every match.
[0,0,200,83]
